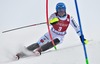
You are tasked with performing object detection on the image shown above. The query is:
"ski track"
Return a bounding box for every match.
[1,41,100,64]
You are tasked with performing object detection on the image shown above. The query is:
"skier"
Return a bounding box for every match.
[16,2,87,59]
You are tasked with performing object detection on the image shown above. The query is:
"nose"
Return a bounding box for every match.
[57,8,65,12]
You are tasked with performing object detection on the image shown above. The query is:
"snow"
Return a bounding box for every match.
[0,0,100,64]
[1,41,100,64]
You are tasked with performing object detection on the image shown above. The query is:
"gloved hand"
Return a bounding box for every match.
[80,35,88,44]
[50,17,59,25]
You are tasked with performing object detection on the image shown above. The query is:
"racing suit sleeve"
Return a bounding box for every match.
[70,16,82,36]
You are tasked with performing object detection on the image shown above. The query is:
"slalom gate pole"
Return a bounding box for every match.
[46,0,57,50]
[2,22,46,33]
[74,0,89,64]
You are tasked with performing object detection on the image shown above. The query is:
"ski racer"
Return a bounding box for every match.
[16,2,87,59]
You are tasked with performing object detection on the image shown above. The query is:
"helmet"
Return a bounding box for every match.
[56,2,66,12]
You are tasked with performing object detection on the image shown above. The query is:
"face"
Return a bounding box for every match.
[57,8,66,17]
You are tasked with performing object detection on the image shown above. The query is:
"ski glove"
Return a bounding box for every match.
[50,17,59,25]
[80,35,88,44]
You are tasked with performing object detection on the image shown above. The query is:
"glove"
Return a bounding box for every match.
[49,17,59,25]
[80,35,88,44]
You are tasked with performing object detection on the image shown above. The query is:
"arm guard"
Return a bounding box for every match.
[49,17,59,25]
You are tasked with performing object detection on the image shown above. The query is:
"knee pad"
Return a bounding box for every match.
[41,38,60,51]
[27,43,39,51]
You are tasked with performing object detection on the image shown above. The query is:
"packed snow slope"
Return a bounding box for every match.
[1,40,100,64]
[0,0,100,64]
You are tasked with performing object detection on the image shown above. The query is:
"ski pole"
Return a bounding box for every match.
[74,0,89,64]
[2,22,46,33]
